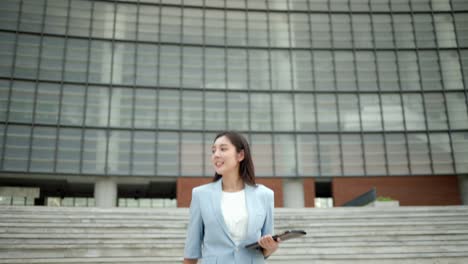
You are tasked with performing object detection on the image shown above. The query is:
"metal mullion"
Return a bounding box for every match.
[53,0,72,173]
[202,0,208,177]
[178,2,183,177]
[265,0,276,178]
[104,1,118,176]
[129,0,140,177]
[348,0,366,177]
[448,1,468,175]
[369,0,390,176]
[154,1,162,177]
[79,0,95,175]
[27,0,48,172]
[223,0,229,134]
[329,1,344,177]
[245,0,252,157]
[0,0,24,170]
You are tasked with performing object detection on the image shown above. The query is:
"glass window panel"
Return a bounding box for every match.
[393,14,415,48]
[0,80,10,121]
[455,14,468,47]
[113,43,135,85]
[292,51,313,91]
[227,49,247,90]
[372,14,393,48]
[249,50,270,90]
[159,45,181,87]
[0,32,15,77]
[339,94,360,132]
[342,134,364,175]
[408,133,431,174]
[440,51,463,90]
[414,14,436,48]
[335,51,356,90]
[251,134,273,176]
[15,34,40,79]
[160,7,182,42]
[352,15,373,49]
[274,134,296,176]
[40,37,65,81]
[411,0,431,11]
[205,91,226,130]
[137,5,159,42]
[271,50,292,90]
[30,127,56,172]
[44,0,68,35]
[350,0,369,11]
[403,93,426,130]
[269,13,289,47]
[89,41,112,84]
[183,8,203,44]
[463,50,468,84]
[453,0,468,11]
[205,48,226,89]
[377,52,399,91]
[314,51,334,91]
[430,133,454,174]
[381,94,404,130]
[0,0,21,31]
[56,128,81,173]
[356,51,377,91]
[331,14,351,48]
[398,51,420,91]
[290,14,310,48]
[61,84,85,126]
[227,92,249,130]
[371,0,390,11]
[182,90,203,130]
[431,0,451,10]
[295,94,316,131]
[182,46,203,88]
[9,81,35,123]
[4,125,31,171]
[310,14,331,48]
[319,134,341,176]
[20,0,45,32]
[446,93,468,129]
[132,131,156,175]
[424,93,448,130]
[360,94,382,131]
[136,44,158,86]
[309,0,328,11]
[452,132,468,173]
[82,129,106,174]
[390,0,410,11]
[363,134,386,175]
[108,130,131,174]
[65,39,88,83]
[418,51,442,90]
[69,0,92,37]
[435,14,456,48]
[91,2,115,38]
[134,89,157,129]
[297,134,319,176]
[181,133,203,176]
[205,10,224,45]
[35,83,60,124]
[272,94,293,131]
[317,94,338,131]
[115,4,137,40]
[386,133,409,175]
[250,93,272,131]
[203,132,216,176]
[226,11,246,46]
[158,89,180,129]
[248,12,268,47]
[330,0,349,11]
[156,132,179,176]
[110,88,133,128]
[85,86,109,127]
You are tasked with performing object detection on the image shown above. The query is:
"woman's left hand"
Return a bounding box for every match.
[258,235,280,256]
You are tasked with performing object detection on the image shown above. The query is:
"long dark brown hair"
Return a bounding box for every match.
[212,131,256,186]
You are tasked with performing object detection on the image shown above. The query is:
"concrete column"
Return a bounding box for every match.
[282,179,304,208]
[459,175,468,205]
[94,178,117,208]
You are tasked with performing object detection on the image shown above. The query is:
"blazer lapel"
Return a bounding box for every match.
[211,179,236,245]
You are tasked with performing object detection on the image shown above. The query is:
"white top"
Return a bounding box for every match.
[221,189,249,245]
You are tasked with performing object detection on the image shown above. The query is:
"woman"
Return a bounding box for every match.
[183,131,280,264]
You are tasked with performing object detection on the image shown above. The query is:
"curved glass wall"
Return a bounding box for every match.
[0,0,467,177]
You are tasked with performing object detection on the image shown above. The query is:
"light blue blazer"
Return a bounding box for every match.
[184,178,274,264]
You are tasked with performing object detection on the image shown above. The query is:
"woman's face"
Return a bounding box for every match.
[211,135,244,176]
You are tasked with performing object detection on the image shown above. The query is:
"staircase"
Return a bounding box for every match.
[1,206,468,264]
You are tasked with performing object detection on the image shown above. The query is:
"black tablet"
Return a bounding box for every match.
[245,230,306,250]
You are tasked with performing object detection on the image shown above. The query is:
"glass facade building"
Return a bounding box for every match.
[0,0,468,206]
